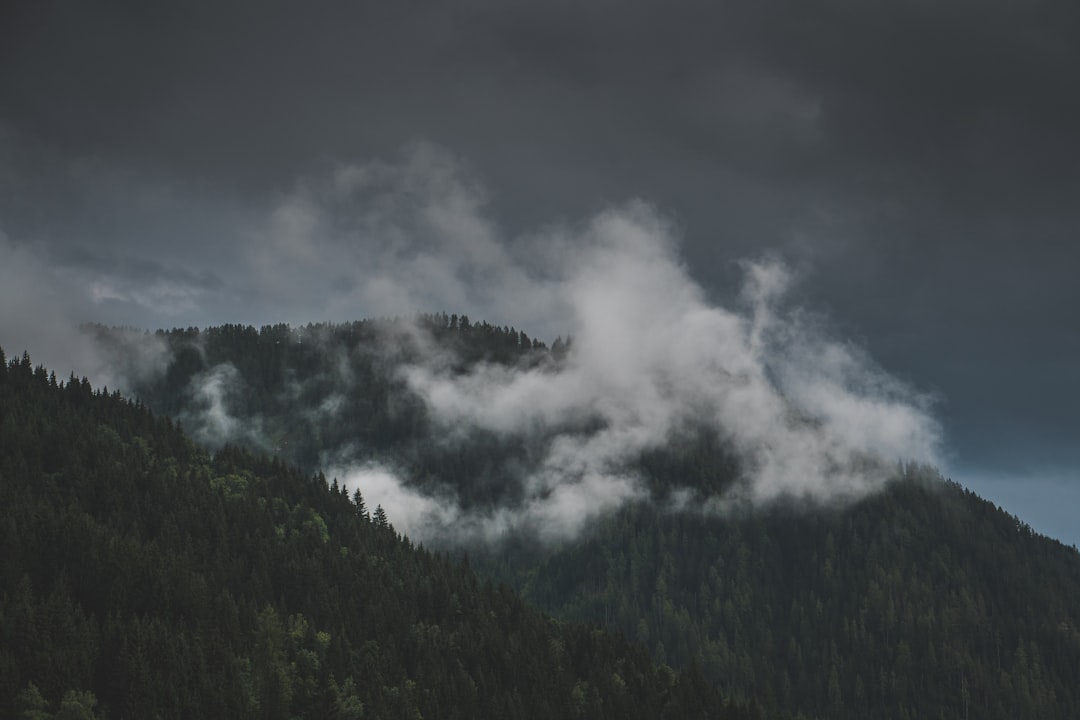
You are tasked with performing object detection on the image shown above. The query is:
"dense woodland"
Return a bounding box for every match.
[13,316,1080,719]
[0,347,758,719]
[509,480,1080,718]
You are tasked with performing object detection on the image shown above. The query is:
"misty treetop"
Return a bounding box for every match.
[87,315,574,508]
[87,306,926,548]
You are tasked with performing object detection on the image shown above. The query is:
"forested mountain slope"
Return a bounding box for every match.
[509,477,1080,719]
[93,316,564,501]
[86,318,1080,719]
[0,348,756,720]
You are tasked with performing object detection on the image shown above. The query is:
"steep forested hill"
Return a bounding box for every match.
[91,316,563,499]
[509,477,1080,719]
[0,348,755,720]
[83,318,1080,719]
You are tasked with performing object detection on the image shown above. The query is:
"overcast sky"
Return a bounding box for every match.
[2,0,1078,546]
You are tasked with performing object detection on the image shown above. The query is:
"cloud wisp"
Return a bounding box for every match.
[291,146,943,543]
[180,362,268,451]
[0,230,174,391]
[2,141,942,545]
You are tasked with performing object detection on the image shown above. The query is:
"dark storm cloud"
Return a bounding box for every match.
[1,0,1078,543]
[6,1,1077,189]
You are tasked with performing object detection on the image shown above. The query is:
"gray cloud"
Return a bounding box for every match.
[0,228,171,390]
[1,1,1078,544]
[286,149,941,543]
[180,363,268,450]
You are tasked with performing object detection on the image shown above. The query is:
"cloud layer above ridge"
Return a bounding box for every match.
[290,146,944,542]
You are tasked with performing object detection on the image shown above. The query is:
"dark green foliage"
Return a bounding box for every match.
[90,315,555,504]
[507,473,1080,719]
[0,349,753,719]
[80,317,1080,719]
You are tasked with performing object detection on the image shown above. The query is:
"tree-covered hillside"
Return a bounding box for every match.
[84,318,1080,719]
[508,475,1080,719]
[0,347,757,719]
[92,316,560,505]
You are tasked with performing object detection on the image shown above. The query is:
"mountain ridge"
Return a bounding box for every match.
[40,319,1080,717]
